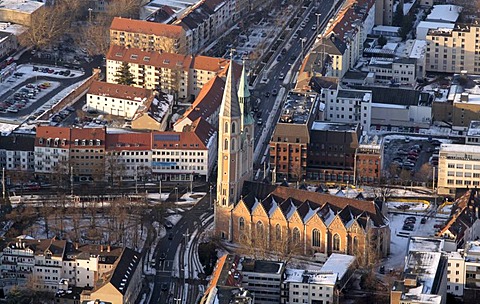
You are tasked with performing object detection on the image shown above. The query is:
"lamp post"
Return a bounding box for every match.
[301,37,306,58]
[88,8,93,23]
[315,13,321,34]
[209,184,213,209]
[175,186,178,202]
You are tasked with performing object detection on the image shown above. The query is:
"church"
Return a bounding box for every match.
[214,64,390,260]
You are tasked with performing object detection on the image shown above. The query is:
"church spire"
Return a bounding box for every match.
[238,62,254,129]
[219,61,241,118]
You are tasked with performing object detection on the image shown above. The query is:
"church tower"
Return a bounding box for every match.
[215,62,254,240]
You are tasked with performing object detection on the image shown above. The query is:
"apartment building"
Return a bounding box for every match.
[106,45,229,100]
[87,81,155,119]
[391,237,448,304]
[374,0,394,25]
[425,23,480,74]
[171,0,233,54]
[466,121,480,146]
[241,259,285,304]
[69,127,106,182]
[437,190,480,248]
[367,58,417,85]
[447,241,480,301]
[270,92,321,180]
[307,122,361,183]
[0,237,133,296]
[174,75,225,132]
[34,126,71,175]
[151,118,217,181]
[354,135,383,184]
[110,17,187,54]
[284,254,355,304]
[324,88,372,130]
[437,144,480,195]
[105,132,152,183]
[452,92,480,130]
[0,135,34,172]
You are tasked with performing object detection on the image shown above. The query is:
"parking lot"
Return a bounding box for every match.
[0,64,85,123]
[383,136,443,182]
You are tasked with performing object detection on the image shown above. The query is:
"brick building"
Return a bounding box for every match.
[354,135,383,184]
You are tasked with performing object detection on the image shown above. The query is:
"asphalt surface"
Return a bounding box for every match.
[251,0,335,169]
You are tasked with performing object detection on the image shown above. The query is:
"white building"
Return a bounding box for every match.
[367,58,417,85]
[447,241,480,299]
[151,118,217,181]
[325,88,372,130]
[86,81,155,119]
[437,144,480,195]
[0,135,35,172]
[34,127,71,174]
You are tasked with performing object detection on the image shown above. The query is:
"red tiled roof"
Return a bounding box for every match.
[177,75,225,125]
[70,127,106,141]
[110,17,184,38]
[88,81,153,101]
[107,45,193,71]
[105,132,153,151]
[35,126,71,146]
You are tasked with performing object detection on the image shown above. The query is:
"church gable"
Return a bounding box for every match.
[269,203,287,222]
[252,199,268,218]
[347,219,365,235]
[232,199,251,217]
[328,215,347,231]
[305,212,326,229]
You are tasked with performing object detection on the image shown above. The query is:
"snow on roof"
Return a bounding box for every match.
[408,237,444,253]
[404,251,442,295]
[320,253,355,280]
[309,273,337,285]
[417,21,455,31]
[440,143,480,154]
[0,23,27,36]
[372,25,400,32]
[465,241,480,255]
[0,122,19,136]
[409,40,427,59]
[383,42,398,51]
[371,103,407,109]
[284,268,305,283]
[426,5,462,23]
[0,0,44,14]
[467,121,480,137]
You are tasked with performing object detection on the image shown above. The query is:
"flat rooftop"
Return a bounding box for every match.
[311,122,358,132]
[242,259,283,274]
[320,253,355,281]
[467,121,480,137]
[0,0,44,14]
[408,237,444,253]
[440,143,480,154]
[426,4,462,23]
[279,91,319,125]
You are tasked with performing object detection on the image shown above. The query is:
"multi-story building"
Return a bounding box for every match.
[105,132,152,183]
[34,126,71,175]
[151,118,217,181]
[324,88,372,130]
[447,241,480,301]
[437,190,480,248]
[69,127,106,182]
[86,81,155,119]
[106,45,229,101]
[0,237,136,297]
[80,248,143,304]
[367,58,417,85]
[171,0,234,54]
[374,0,394,25]
[437,144,480,195]
[109,17,187,54]
[306,122,361,183]
[466,121,480,146]
[391,237,448,304]
[284,254,355,304]
[173,75,225,132]
[241,259,285,304]
[425,22,480,74]
[270,92,321,180]
[0,135,34,172]
[0,0,44,27]
[354,134,383,184]
[452,92,480,130]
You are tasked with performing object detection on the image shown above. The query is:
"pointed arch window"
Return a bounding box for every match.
[275,224,281,241]
[231,138,235,150]
[239,217,245,231]
[232,122,236,134]
[353,236,359,253]
[292,227,300,244]
[256,221,264,238]
[224,122,228,133]
[312,229,321,247]
[224,139,228,150]
[333,234,340,251]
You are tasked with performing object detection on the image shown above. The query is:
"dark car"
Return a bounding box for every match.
[164,220,173,229]
[161,283,168,291]
[160,252,166,260]
[265,92,270,97]
[168,233,173,240]
[421,218,427,224]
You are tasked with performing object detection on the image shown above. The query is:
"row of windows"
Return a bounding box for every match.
[447,164,480,170]
[446,179,480,186]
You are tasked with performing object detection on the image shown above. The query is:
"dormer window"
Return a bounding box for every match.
[46,138,51,146]
[75,139,79,146]
[89,140,94,146]
[61,139,66,146]
[96,139,101,146]
[81,140,86,146]
[39,138,44,144]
